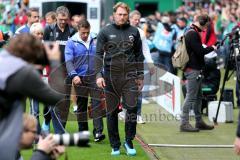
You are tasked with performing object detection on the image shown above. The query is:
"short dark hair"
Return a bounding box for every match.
[77,20,90,30]
[197,14,210,26]
[178,17,187,24]
[27,8,39,17]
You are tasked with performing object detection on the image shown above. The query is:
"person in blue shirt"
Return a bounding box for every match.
[153,16,176,73]
[64,19,105,142]
[15,8,39,35]
[172,17,188,49]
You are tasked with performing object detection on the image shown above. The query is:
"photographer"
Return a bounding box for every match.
[180,13,216,132]
[18,113,65,160]
[0,34,64,160]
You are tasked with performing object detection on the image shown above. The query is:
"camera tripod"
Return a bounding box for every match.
[213,27,240,125]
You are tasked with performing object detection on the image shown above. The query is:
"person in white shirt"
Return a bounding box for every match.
[127,10,155,124]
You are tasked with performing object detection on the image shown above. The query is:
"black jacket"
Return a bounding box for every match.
[185,24,214,70]
[43,24,75,63]
[95,23,144,79]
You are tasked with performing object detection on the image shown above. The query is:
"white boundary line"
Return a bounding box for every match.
[148,144,234,148]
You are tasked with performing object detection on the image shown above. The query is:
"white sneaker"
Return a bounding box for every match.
[118,110,125,121]
[142,98,150,104]
[137,115,145,124]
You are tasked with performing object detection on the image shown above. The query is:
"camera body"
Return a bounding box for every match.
[228,27,240,68]
[34,41,55,65]
[216,26,240,72]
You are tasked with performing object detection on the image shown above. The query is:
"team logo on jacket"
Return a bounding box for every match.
[129,35,134,42]
[109,35,116,39]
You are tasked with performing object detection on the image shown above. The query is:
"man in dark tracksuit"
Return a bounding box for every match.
[43,6,75,134]
[95,2,144,156]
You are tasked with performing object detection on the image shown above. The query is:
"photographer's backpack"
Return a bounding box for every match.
[172,35,189,70]
[172,29,193,70]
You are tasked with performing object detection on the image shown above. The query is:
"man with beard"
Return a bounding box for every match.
[95,2,144,156]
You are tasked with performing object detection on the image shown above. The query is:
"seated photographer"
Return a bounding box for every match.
[17,113,65,160]
[0,34,65,160]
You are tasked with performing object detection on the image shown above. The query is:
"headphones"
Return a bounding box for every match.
[198,15,210,26]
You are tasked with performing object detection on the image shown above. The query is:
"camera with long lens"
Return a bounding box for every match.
[227,27,239,70]
[52,131,90,147]
[216,26,240,71]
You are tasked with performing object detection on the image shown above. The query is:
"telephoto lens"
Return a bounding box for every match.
[53,131,90,147]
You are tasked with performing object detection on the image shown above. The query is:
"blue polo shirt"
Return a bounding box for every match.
[15,24,30,35]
